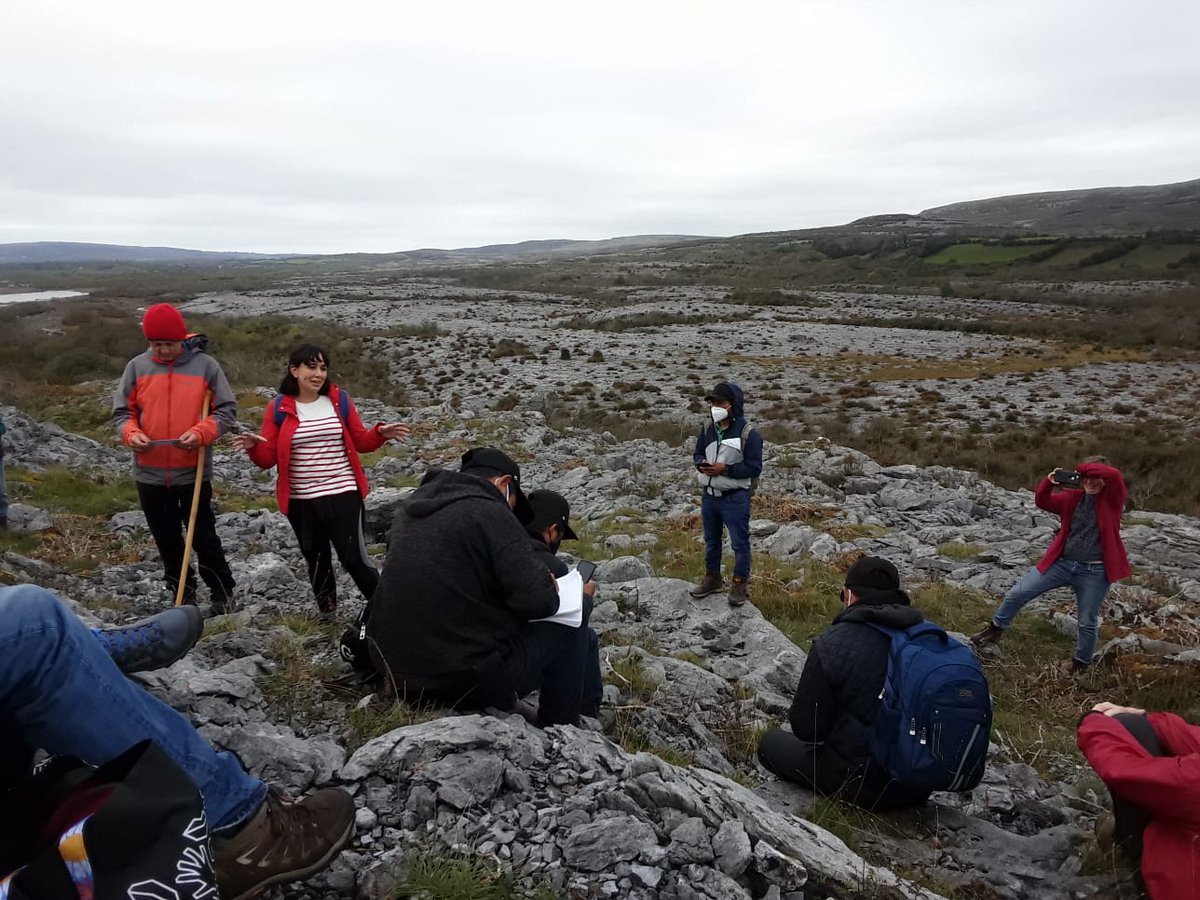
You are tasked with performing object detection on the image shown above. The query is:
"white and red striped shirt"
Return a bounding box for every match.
[289,396,358,500]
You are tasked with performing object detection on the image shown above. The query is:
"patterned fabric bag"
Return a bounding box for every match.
[0,740,215,900]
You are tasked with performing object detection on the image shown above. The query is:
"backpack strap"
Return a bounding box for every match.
[272,391,350,428]
[866,620,950,645]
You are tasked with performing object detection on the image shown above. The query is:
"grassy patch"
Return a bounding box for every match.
[346,699,442,752]
[259,633,343,728]
[392,845,557,900]
[727,344,1148,383]
[924,243,1050,265]
[605,654,661,702]
[6,466,139,517]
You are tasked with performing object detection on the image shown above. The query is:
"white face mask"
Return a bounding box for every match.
[711,406,729,424]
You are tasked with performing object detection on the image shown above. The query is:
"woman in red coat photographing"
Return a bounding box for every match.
[972,457,1130,671]
[233,344,409,620]
[1078,702,1200,900]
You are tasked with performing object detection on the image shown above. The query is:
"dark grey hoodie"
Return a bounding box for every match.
[367,469,559,692]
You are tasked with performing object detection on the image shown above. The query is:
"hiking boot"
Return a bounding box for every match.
[212,787,355,900]
[93,605,205,674]
[969,623,1005,648]
[209,593,236,616]
[690,572,724,598]
[728,577,750,607]
[1070,658,1092,675]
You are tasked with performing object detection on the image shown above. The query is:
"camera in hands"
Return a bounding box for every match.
[1053,470,1082,487]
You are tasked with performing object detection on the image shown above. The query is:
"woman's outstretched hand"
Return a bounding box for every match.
[231,432,266,451]
[379,422,411,442]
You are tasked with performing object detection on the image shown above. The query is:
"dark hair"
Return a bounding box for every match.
[279,344,332,396]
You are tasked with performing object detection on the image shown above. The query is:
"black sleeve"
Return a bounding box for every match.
[487,512,561,620]
[788,644,839,743]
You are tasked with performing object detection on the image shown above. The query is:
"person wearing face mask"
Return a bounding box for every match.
[691,381,764,606]
[970,457,1130,672]
[525,490,603,719]
[366,448,592,726]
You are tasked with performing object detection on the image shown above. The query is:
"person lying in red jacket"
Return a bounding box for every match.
[1077,701,1200,900]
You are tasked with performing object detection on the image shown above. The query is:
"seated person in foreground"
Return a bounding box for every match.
[1077,701,1200,900]
[366,448,594,727]
[0,584,354,900]
[758,557,990,810]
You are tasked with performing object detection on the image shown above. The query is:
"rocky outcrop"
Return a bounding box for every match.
[2,401,1192,898]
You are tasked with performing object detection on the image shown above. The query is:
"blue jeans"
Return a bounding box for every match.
[0,584,264,831]
[992,559,1111,664]
[0,451,8,520]
[701,490,751,579]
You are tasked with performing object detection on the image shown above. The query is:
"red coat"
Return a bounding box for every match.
[1034,462,1130,583]
[1077,712,1200,899]
[244,384,385,514]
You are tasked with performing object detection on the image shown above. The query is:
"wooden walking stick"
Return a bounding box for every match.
[174,392,211,607]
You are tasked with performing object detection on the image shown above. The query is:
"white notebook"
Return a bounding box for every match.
[533,569,584,628]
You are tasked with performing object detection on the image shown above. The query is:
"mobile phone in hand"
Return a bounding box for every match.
[575,560,597,583]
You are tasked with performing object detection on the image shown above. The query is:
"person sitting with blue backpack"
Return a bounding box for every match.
[757,556,992,810]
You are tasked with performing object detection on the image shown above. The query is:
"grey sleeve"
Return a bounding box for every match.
[207,360,237,436]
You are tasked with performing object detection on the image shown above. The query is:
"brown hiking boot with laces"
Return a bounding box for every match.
[212,787,355,900]
[969,623,1004,649]
[690,572,724,598]
[728,577,750,607]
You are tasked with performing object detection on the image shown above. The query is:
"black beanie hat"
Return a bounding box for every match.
[844,556,900,593]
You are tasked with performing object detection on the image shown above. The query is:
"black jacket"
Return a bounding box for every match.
[789,590,925,794]
[526,531,569,578]
[367,469,559,692]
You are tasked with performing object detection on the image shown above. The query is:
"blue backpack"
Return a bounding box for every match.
[271,389,351,428]
[866,621,992,793]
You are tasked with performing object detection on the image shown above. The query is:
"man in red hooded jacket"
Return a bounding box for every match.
[113,304,237,612]
[1078,702,1200,900]
[971,458,1129,671]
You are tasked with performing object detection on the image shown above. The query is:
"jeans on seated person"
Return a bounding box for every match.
[0,584,265,832]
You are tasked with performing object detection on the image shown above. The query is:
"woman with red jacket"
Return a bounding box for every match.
[1078,702,1200,900]
[233,344,409,619]
[971,458,1130,671]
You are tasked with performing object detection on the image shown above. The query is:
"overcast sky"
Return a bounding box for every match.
[2,1,1197,254]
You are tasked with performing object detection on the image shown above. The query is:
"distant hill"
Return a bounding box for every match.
[0,242,278,264]
[0,235,704,267]
[919,178,1200,235]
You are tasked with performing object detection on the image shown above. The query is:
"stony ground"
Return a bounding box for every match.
[3,395,1198,898]
[184,280,1200,440]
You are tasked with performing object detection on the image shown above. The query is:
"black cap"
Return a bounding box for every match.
[527,490,578,540]
[460,447,534,525]
[844,556,900,593]
[704,383,736,404]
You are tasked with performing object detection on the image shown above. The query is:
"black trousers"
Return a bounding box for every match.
[385,598,598,727]
[137,481,234,605]
[285,491,378,613]
[1108,713,1167,866]
[756,728,930,811]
